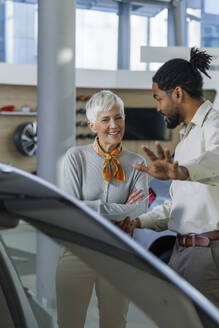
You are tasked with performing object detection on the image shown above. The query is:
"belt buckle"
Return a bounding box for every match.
[189,233,196,247]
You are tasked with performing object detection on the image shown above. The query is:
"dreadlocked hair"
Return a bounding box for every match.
[190,47,212,78]
[152,47,213,99]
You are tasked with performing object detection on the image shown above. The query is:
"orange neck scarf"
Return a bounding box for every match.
[93,137,125,184]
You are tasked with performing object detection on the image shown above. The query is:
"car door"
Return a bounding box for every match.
[0,236,38,328]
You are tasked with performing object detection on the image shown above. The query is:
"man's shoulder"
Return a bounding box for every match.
[205,106,219,126]
[209,106,219,117]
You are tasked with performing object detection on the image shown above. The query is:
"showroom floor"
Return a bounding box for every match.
[1,221,158,328]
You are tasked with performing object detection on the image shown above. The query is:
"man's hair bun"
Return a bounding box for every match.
[190,47,212,78]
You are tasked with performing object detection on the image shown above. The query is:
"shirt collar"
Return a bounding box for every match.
[179,100,213,139]
[190,100,213,127]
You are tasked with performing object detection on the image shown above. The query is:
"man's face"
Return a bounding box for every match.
[152,82,182,129]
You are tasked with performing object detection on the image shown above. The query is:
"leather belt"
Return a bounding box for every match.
[177,231,219,247]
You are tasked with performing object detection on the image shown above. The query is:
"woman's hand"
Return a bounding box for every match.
[133,141,189,181]
[126,189,143,205]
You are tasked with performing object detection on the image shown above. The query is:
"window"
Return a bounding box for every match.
[202,24,219,47]
[187,8,201,48]
[131,9,167,72]
[76,9,118,70]
[149,8,167,71]
[4,1,37,64]
[130,15,147,71]
[204,0,219,15]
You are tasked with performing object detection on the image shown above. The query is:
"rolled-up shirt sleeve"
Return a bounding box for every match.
[139,200,172,231]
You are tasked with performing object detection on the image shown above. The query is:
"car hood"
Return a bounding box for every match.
[0,163,218,328]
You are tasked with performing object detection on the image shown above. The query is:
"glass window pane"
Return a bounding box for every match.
[187,8,201,48]
[76,9,118,70]
[150,9,167,47]
[204,0,219,15]
[149,8,167,71]
[5,1,37,64]
[202,24,219,48]
[130,15,147,71]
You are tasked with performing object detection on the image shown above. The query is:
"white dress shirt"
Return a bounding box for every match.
[140,100,219,234]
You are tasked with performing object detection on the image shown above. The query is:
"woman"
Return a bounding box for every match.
[56,90,148,328]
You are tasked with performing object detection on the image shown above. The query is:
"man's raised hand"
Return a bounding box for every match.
[133,141,189,181]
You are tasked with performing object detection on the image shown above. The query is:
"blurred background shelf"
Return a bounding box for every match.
[0,112,37,116]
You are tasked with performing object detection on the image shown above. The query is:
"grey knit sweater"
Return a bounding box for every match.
[63,144,148,221]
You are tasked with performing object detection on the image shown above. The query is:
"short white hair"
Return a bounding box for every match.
[86,90,125,124]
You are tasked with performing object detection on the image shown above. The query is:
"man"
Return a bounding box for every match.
[130,48,219,328]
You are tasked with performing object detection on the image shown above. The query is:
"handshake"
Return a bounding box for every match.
[112,217,141,234]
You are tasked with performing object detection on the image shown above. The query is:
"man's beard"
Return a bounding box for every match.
[165,112,181,129]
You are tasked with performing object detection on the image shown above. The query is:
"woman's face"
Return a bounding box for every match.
[88,106,125,153]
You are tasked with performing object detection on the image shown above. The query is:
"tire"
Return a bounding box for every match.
[13,122,37,157]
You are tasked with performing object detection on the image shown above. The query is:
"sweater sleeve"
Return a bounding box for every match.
[84,199,146,221]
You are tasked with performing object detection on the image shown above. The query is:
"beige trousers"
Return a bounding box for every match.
[56,250,129,328]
